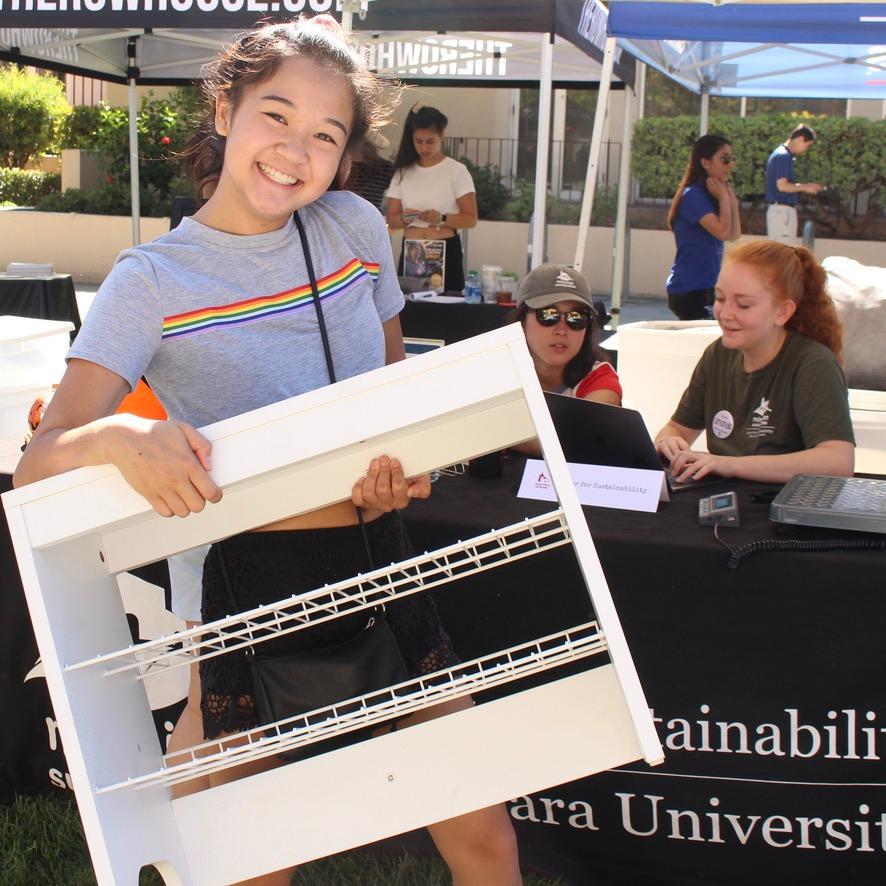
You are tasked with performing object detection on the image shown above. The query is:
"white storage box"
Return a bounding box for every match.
[0,315,74,438]
[616,320,722,441]
[848,389,886,476]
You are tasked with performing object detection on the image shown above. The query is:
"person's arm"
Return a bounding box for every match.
[386,196,407,230]
[726,184,741,240]
[776,177,823,196]
[417,192,478,232]
[584,389,621,406]
[698,178,738,241]
[655,419,703,464]
[667,440,854,485]
[574,363,623,406]
[13,359,221,517]
[382,314,406,364]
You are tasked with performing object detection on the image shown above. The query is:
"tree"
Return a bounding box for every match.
[0,64,70,168]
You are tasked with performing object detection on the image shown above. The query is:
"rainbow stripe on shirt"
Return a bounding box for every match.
[161,259,379,340]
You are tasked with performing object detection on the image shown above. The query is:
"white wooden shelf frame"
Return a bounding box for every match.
[3,324,663,886]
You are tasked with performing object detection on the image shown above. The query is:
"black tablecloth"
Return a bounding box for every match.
[0,274,81,335]
[3,453,884,885]
[399,298,510,344]
[390,457,886,886]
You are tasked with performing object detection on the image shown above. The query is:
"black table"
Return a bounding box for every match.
[0,274,81,335]
[392,457,886,886]
[399,298,510,344]
[3,453,883,885]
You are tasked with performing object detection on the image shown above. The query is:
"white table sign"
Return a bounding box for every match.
[518,459,667,513]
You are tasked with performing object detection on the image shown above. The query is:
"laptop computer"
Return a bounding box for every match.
[543,392,720,493]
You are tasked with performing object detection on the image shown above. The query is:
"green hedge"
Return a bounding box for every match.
[35,179,189,218]
[502,179,618,226]
[460,157,511,219]
[632,114,885,235]
[0,168,60,206]
[0,66,71,167]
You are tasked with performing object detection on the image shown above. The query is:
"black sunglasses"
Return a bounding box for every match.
[535,306,592,331]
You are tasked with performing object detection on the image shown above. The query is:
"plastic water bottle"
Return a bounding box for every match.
[465,270,482,304]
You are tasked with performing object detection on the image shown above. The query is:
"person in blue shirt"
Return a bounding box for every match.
[765,124,823,244]
[665,134,741,320]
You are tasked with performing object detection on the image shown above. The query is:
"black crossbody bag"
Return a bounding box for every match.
[215,211,407,729]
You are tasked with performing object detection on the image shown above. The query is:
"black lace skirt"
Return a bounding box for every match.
[199,511,458,739]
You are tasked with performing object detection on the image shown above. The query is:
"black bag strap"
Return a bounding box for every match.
[294,210,336,385]
[293,210,375,571]
[214,211,378,625]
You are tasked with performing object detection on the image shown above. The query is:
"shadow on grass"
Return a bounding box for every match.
[1,793,563,886]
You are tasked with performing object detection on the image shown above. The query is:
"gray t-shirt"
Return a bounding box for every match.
[69,191,404,429]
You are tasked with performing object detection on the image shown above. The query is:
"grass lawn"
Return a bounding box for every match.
[0,793,563,886]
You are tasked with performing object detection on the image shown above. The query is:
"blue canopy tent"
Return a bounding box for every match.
[573,1,886,325]
[608,1,886,100]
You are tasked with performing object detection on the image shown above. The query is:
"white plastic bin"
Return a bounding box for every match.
[616,320,722,441]
[0,315,74,438]
[848,389,886,476]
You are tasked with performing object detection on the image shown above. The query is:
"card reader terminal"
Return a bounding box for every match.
[699,491,740,526]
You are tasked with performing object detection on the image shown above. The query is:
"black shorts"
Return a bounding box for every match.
[199,511,458,739]
[667,288,715,321]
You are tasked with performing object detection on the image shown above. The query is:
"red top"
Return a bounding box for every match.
[571,361,622,401]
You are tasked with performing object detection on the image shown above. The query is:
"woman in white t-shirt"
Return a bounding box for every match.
[385,105,477,292]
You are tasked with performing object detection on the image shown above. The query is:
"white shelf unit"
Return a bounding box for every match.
[3,324,662,885]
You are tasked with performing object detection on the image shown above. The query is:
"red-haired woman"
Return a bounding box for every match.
[656,240,855,484]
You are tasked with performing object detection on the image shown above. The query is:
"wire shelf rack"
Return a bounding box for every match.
[96,620,605,794]
[67,511,573,680]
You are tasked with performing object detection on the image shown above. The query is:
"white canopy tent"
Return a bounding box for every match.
[0,0,634,264]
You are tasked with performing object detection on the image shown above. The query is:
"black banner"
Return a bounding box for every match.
[397,463,886,885]
[0,471,186,803]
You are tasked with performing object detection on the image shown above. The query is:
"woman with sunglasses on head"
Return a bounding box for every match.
[385,105,477,293]
[517,264,621,404]
[666,134,741,320]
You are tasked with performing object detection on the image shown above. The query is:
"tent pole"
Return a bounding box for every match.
[610,82,634,331]
[128,76,141,246]
[573,36,616,273]
[699,89,710,136]
[530,33,554,269]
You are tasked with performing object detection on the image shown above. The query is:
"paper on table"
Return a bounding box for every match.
[517,459,667,513]
[412,293,466,304]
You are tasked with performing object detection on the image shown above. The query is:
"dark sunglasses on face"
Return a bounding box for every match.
[535,306,591,331]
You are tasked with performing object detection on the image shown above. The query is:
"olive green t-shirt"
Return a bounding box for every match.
[672,333,855,457]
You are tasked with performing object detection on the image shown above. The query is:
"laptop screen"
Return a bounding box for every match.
[543,392,663,472]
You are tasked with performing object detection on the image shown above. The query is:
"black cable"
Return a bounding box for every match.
[712,520,734,558]
[724,535,886,570]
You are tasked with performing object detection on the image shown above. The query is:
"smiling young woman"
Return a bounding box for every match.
[655,240,855,485]
[14,17,520,886]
